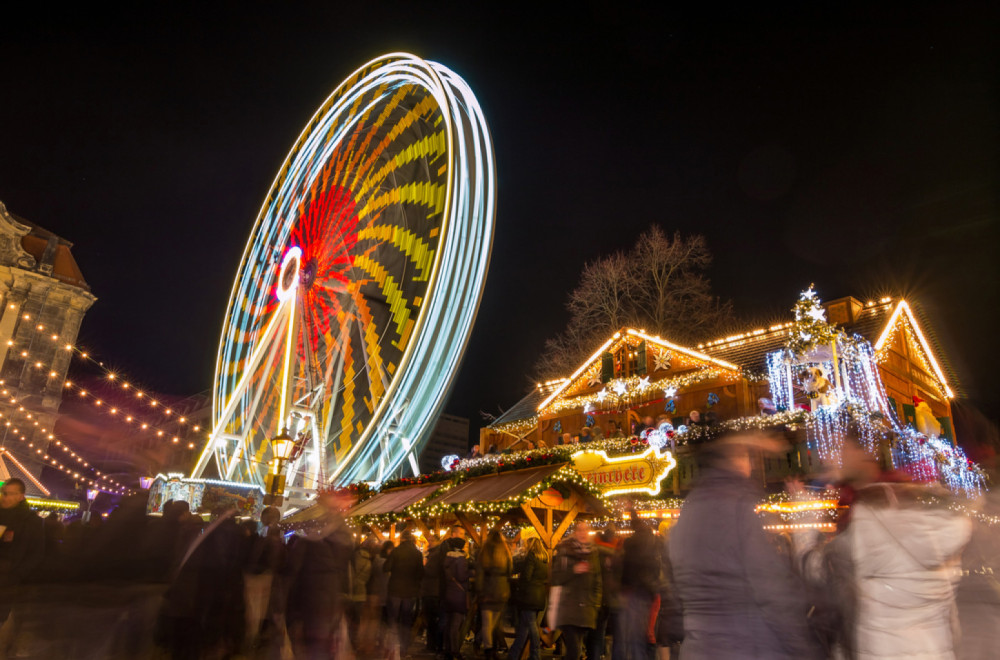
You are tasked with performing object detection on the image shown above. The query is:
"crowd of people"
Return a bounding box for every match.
[0,427,995,660]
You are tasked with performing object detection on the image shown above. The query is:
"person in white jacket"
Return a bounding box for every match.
[794,479,972,660]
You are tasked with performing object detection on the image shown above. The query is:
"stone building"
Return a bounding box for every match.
[0,200,95,478]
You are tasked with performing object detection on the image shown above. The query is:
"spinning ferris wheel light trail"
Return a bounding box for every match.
[191,53,496,490]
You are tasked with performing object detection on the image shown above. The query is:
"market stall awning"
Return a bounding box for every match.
[427,463,566,506]
[348,481,443,518]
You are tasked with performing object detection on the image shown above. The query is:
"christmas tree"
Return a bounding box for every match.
[786,285,839,355]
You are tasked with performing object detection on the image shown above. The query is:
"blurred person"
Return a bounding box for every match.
[468,445,482,459]
[619,517,662,660]
[421,535,446,654]
[685,410,703,427]
[608,420,624,438]
[580,427,593,442]
[794,477,972,660]
[476,529,513,659]
[159,506,247,659]
[957,468,1000,659]
[669,432,821,659]
[587,525,621,660]
[348,535,375,650]
[654,520,682,660]
[552,520,601,660]
[385,530,425,656]
[508,536,548,660]
[0,478,43,654]
[636,415,657,436]
[443,537,472,660]
[283,488,355,659]
[244,505,285,650]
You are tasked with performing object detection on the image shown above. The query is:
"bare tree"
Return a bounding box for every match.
[535,226,732,379]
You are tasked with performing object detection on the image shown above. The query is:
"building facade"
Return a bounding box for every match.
[0,200,95,479]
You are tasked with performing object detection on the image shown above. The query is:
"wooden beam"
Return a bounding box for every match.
[366,524,385,543]
[545,508,553,542]
[454,511,482,546]
[520,503,550,547]
[411,518,433,541]
[550,496,582,546]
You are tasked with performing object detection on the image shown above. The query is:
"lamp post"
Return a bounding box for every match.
[264,430,295,506]
[83,488,98,522]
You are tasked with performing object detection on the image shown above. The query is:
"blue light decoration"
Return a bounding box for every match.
[554,420,562,434]
[706,392,720,409]
[664,399,676,414]
[766,288,985,497]
[441,454,460,472]
[585,415,595,427]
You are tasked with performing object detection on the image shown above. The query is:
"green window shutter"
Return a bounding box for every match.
[600,352,614,383]
[902,403,917,428]
[637,340,648,375]
[937,417,954,442]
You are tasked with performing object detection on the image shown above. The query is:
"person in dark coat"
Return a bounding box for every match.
[508,536,548,660]
[668,433,821,659]
[476,529,512,659]
[619,518,662,660]
[282,490,355,659]
[421,537,446,653]
[442,537,472,660]
[587,526,621,660]
[0,479,43,623]
[385,531,425,655]
[552,521,601,660]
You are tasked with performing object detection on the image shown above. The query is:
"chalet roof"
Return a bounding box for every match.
[491,294,959,428]
[490,380,564,430]
[347,481,442,517]
[536,328,741,413]
[426,463,566,506]
[698,302,894,375]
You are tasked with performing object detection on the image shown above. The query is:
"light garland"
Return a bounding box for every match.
[541,368,726,415]
[1,421,129,494]
[0,398,131,493]
[61,379,202,449]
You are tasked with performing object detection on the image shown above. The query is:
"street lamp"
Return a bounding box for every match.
[264,429,295,506]
[83,488,98,522]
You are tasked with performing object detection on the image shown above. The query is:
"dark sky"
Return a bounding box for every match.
[2,3,997,450]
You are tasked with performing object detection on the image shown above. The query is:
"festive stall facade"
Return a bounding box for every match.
[480,289,977,498]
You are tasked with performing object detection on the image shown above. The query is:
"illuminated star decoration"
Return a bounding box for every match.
[653,350,672,372]
[612,381,628,397]
[587,374,602,388]
[596,388,608,402]
[638,376,650,389]
[663,386,678,398]
[807,306,827,323]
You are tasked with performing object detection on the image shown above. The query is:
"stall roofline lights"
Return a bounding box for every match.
[627,329,739,372]
[537,328,738,412]
[537,334,619,411]
[874,300,954,398]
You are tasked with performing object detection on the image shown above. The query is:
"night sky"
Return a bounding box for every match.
[2,4,997,452]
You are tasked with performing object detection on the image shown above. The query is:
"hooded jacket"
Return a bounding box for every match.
[669,465,821,659]
[552,536,601,629]
[849,487,971,659]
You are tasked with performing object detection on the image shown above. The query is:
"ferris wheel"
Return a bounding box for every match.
[191,53,495,489]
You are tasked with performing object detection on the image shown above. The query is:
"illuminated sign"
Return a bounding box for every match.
[571,447,677,497]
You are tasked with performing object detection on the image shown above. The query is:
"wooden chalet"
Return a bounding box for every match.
[482,296,959,484]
